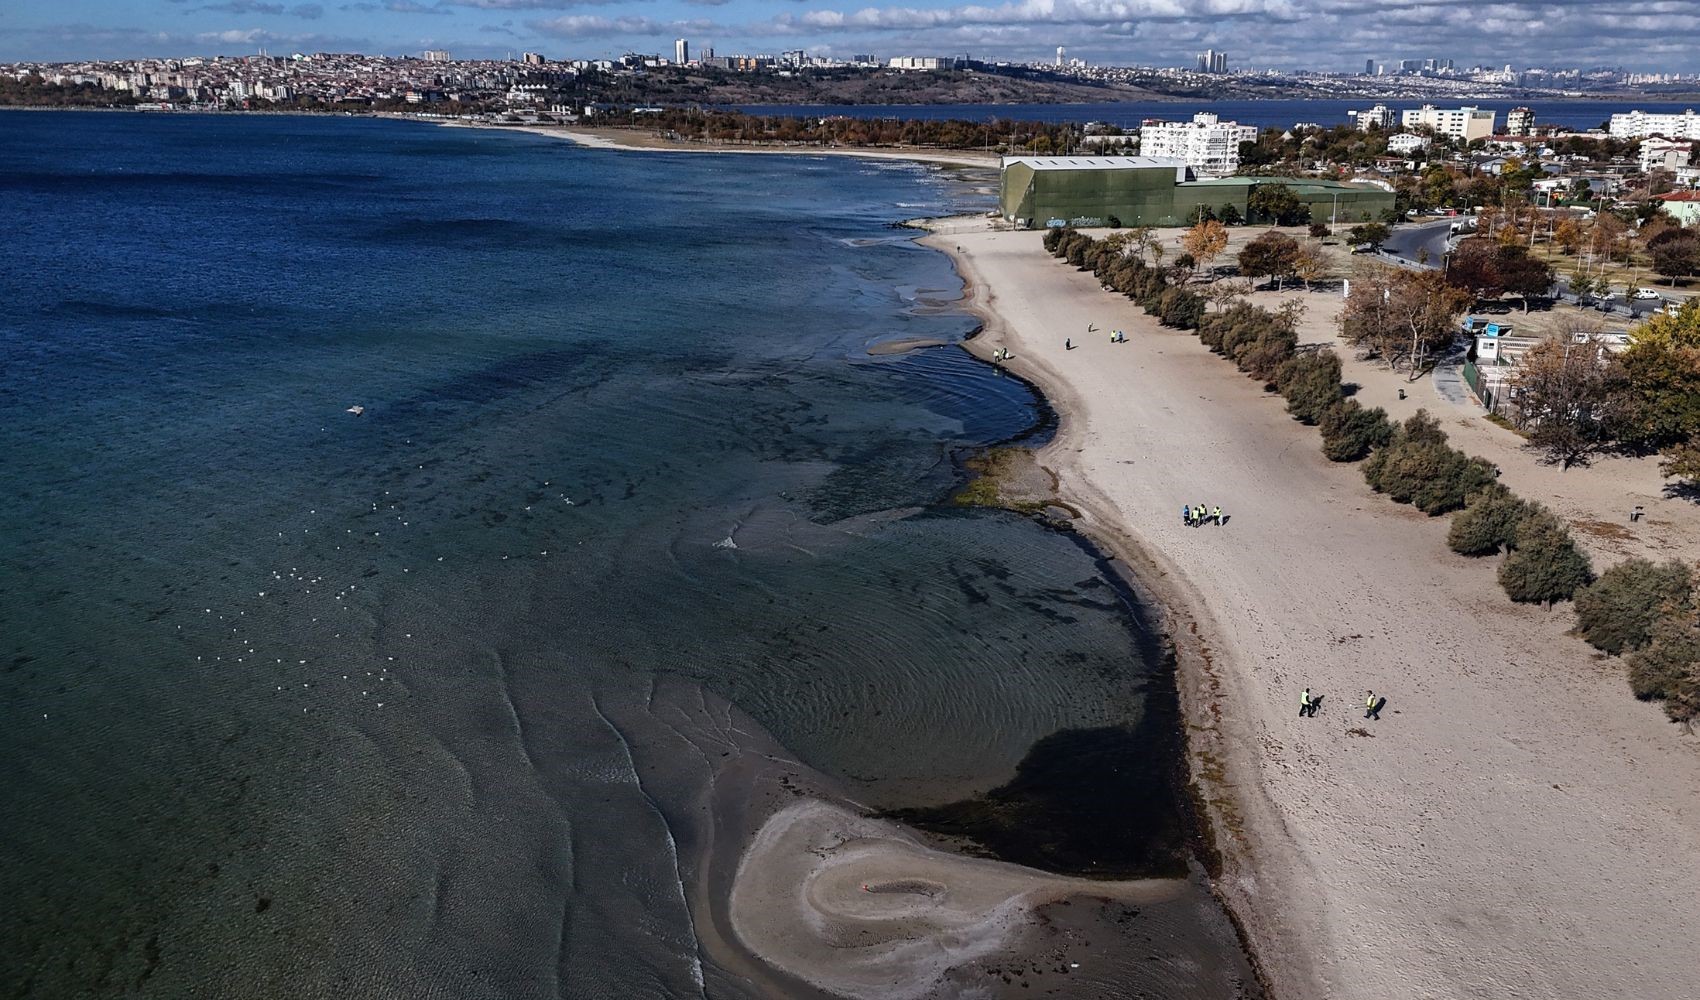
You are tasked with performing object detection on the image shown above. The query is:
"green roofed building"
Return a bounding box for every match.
[999,156,1396,229]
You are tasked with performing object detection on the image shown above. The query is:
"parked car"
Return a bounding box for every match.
[1633,288,1663,300]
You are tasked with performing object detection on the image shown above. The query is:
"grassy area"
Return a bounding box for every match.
[1528,242,1693,298]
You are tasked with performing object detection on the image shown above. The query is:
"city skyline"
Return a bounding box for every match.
[5,0,1700,73]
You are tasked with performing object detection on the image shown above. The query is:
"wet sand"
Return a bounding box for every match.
[600,676,1260,1000]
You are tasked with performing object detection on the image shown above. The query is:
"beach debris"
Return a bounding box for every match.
[713,536,738,550]
[345,405,365,416]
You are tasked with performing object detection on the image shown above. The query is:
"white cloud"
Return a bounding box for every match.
[528,13,724,37]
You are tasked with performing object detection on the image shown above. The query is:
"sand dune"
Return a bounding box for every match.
[926,221,1700,1000]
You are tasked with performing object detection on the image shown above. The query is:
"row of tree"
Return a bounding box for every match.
[606,108,1086,153]
[1042,228,1698,726]
[1045,227,1208,330]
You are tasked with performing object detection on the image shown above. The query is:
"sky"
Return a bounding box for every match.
[4,0,1699,72]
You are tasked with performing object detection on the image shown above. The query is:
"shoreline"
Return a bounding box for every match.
[918,218,1700,1000]
[435,120,1002,169]
[927,230,1293,994]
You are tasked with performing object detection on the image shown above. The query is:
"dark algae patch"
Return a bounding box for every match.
[886,656,1194,879]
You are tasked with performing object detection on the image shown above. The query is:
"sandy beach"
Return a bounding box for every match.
[441,121,1001,169]
[925,221,1700,999]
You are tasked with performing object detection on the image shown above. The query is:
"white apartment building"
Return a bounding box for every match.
[1387,132,1430,155]
[674,39,689,65]
[1505,107,1534,136]
[1640,138,1693,173]
[1609,109,1700,140]
[1400,105,1495,142]
[1138,112,1258,177]
[1352,104,1395,131]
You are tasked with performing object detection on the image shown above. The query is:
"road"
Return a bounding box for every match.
[1381,217,1454,265]
[1552,277,1669,318]
[1377,218,1675,319]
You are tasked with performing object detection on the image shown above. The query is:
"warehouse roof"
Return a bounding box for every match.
[1001,156,1189,171]
[1180,176,1385,191]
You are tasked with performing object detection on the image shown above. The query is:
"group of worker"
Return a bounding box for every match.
[1299,688,1384,721]
[1182,503,1225,527]
[1109,329,1127,343]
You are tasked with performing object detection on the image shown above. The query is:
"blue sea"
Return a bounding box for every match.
[0,111,1256,998]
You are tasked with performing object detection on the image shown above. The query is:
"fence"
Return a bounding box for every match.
[1461,361,1499,413]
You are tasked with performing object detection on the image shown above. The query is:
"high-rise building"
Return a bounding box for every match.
[1364,58,1374,75]
[1195,49,1228,74]
[674,39,689,65]
[1056,46,1065,68]
[1139,111,1258,176]
[1505,107,1534,136]
[522,52,546,66]
[423,50,451,63]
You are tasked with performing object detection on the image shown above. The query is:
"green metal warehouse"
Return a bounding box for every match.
[999,156,1396,229]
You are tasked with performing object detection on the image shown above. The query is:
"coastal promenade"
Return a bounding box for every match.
[926,222,1700,1000]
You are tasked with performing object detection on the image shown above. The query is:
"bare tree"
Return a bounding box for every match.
[1512,325,1622,468]
[1292,241,1328,291]
[1340,266,1472,376]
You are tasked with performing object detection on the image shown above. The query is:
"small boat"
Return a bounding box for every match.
[346,405,365,416]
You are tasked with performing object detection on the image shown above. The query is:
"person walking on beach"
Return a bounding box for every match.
[1300,688,1314,718]
[1182,504,1192,527]
[1195,501,1207,528]
[1365,691,1382,720]
[1211,504,1223,526]
[1065,337,1073,351]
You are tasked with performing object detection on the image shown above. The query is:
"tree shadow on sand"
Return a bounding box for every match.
[1662,480,1700,504]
